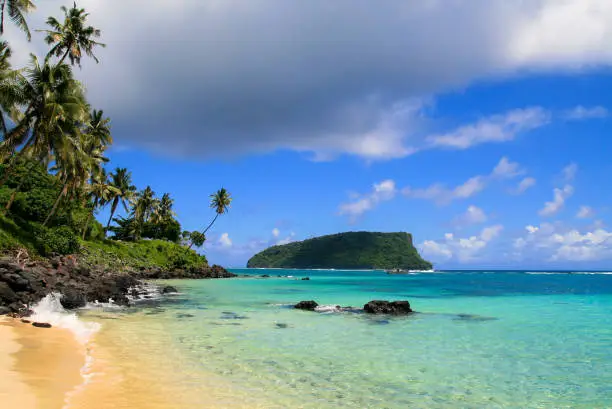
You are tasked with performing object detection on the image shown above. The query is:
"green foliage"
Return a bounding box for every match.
[189,231,206,247]
[38,225,80,256]
[80,239,208,271]
[247,231,433,270]
[142,218,181,243]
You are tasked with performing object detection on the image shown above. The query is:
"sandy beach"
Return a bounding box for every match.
[0,318,85,409]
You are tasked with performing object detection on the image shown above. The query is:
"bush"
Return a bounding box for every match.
[37,226,80,256]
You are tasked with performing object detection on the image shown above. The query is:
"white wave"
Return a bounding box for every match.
[525,271,612,275]
[30,293,101,344]
[314,305,342,313]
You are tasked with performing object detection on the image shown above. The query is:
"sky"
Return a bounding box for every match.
[5,0,612,269]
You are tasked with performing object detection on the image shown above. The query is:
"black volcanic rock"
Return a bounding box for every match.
[363,300,413,315]
[294,300,319,311]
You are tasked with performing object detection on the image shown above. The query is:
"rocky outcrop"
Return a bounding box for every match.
[294,300,319,311]
[0,255,235,316]
[363,300,412,315]
[133,264,236,280]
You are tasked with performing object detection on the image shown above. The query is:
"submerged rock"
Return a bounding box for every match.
[32,322,52,328]
[363,300,413,315]
[294,300,319,311]
[161,285,178,294]
[301,277,310,281]
[453,314,498,322]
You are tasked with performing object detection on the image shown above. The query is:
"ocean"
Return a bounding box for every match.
[43,269,612,408]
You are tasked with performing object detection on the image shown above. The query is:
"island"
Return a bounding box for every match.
[247,231,433,270]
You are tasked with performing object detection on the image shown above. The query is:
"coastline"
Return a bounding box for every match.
[0,317,85,409]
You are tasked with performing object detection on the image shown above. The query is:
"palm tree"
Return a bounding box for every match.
[0,0,35,40]
[1,56,87,211]
[152,193,176,223]
[105,167,136,231]
[189,188,232,249]
[133,186,156,224]
[40,3,106,67]
[81,169,119,239]
[0,40,25,149]
[43,119,111,227]
[0,55,86,165]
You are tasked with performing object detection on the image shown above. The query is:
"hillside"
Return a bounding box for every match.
[247,231,432,270]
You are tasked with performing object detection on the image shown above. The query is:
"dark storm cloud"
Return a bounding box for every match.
[6,0,612,159]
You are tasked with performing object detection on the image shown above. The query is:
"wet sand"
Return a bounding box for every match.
[0,318,85,409]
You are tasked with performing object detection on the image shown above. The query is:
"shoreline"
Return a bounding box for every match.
[0,317,85,409]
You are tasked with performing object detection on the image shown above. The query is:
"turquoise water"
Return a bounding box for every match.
[83,270,612,408]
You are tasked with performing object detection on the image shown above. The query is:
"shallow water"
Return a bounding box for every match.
[79,270,612,408]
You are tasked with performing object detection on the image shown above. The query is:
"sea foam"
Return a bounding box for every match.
[30,293,101,344]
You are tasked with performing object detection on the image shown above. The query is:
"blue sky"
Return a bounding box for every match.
[7,1,612,268]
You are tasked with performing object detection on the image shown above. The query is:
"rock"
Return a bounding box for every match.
[32,322,52,328]
[0,282,18,304]
[60,287,87,310]
[275,323,289,329]
[301,277,310,281]
[20,319,31,323]
[0,306,10,315]
[363,300,413,315]
[294,300,319,311]
[260,274,270,278]
[161,285,178,294]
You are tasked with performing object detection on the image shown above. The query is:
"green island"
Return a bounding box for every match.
[247,231,433,270]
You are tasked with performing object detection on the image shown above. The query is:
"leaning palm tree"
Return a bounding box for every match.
[0,0,35,40]
[40,2,106,66]
[189,188,232,249]
[105,167,136,231]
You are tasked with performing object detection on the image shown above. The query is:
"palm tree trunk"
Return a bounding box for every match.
[43,181,68,227]
[0,0,6,35]
[3,176,25,213]
[201,213,219,235]
[105,198,118,231]
[189,213,219,249]
[58,47,71,65]
[82,197,98,240]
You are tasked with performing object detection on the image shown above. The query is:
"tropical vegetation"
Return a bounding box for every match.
[0,2,231,268]
[247,231,433,270]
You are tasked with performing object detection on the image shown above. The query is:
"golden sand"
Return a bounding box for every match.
[0,318,85,409]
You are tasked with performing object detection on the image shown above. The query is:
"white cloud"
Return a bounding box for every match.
[492,157,526,179]
[420,225,504,263]
[403,157,522,205]
[276,232,296,246]
[563,163,578,182]
[272,228,280,238]
[339,179,397,220]
[218,233,233,247]
[510,177,537,195]
[426,108,550,150]
[6,1,612,160]
[539,185,574,217]
[577,206,595,219]
[563,105,609,120]
[514,223,612,262]
[453,205,488,226]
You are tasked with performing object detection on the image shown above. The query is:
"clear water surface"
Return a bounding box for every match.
[81,269,612,408]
